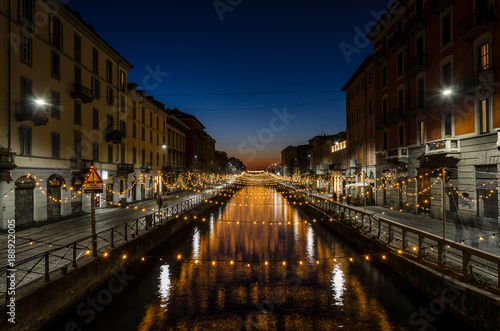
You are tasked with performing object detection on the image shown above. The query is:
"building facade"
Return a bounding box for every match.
[346,0,500,226]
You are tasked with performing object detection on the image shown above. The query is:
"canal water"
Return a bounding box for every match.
[53,186,466,330]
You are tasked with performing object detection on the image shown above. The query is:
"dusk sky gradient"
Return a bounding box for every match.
[67,0,392,169]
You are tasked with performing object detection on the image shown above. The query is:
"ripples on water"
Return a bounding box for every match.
[135,186,408,330]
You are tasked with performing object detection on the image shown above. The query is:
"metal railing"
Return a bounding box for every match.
[284,186,500,289]
[0,191,219,298]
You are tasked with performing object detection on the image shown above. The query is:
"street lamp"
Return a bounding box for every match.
[34,99,46,105]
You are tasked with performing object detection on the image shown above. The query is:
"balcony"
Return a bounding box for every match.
[0,149,16,170]
[15,102,49,126]
[386,147,409,161]
[458,10,497,43]
[141,163,152,173]
[105,130,125,144]
[117,163,134,176]
[407,53,428,77]
[70,158,93,174]
[71,84,94,103]
[425,137,460,155]
[390,31,405,53]
[408,13,426,35]
[431,0,454,16]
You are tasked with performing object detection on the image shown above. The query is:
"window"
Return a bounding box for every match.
[120,95,125,113]
[417,78,425,108]
[91,77,101,99]
[120,121,126,135]
[51,132,60,158]
[479,99,490,134]
[418,120,425,145]
[92,108,99,130]
[51,51,60,79]
[368,98,373,116]
[397,52,403,76]
[416,36,424,58]
[142,107,145,123]
[150,112,153,127]
[20,126,32,156]
[382,98,388,123]
[49,15,62,49]
[444,111,452,136]
[74,65,81,85]
[398,126,404,147]
[441,13,451,47]
[479,43,490,71]
[132,102,136,119]
[156,133,159,146]
[74,131,82,160]
[442,63,452,87]
[132,147,137,164]
[141,149,145,167]
[20,76,32,110]
[141,127,145,141]
[92,48,99,74]
[397,89,404,117]
[132,123,136,138]
[106,115,114,133]
[51,90,60,119]
[150,130,153,143]
[106,60,113,83]
[368,70,372,85]
[120,71,126,92]
[108,145,113,163]
[74,33,81,62]
[383,131,388,150]
[106,86,114,106]
[74,100,81,125]
[361,79,365,91]
[150,151,153,164]
[156,116,159,130]
[19,0,34,30]
[156,152,159,167]
[382,65,387,87]
[92,141,99,162]
[21,33,32,65]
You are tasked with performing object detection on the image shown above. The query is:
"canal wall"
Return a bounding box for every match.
[282,188,500,330]
[0,188,238,331]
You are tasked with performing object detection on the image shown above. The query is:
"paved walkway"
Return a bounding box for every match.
[0,188,216,267]
[303,189,500,257]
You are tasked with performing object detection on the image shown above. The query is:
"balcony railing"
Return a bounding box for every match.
[425,137,460,155]
[105,130,125,144]
[15,102,49,126]
[117,163,134,175]
[458,10,497,43]
[386,147,409,161]
[431,0,454,16]
[71,84,94,103]
[141,163,152,173]
[0,149,16,170]
[70,158,93,173]
[407,53,428,77]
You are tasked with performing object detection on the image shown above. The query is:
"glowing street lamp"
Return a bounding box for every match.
[442,89,452,96]
[34,99,46,105]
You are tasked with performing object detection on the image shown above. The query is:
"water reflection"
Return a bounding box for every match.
[137,186,402,330]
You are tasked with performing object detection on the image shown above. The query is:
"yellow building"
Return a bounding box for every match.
[0,0,135,227]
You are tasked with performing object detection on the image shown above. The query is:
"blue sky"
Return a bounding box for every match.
[67,0,391,169]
